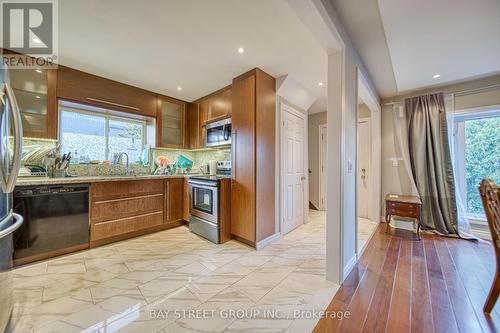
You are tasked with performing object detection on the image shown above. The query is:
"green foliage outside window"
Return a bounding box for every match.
[464,117,500,215]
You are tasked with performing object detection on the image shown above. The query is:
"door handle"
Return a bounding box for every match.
[301,176,306,180]
[0,212,24,239]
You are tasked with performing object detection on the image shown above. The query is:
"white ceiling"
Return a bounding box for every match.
[331,0,500,97]
[58,0,327,109]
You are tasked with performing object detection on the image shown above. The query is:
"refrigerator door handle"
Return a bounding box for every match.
[1,82,23,193]
[0,212,23,239]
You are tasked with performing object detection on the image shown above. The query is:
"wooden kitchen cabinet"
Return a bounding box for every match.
[57,66,157,117]
[187,103,205,149]
[231,69,275,246]
[207,86,232,122]
[157,96,187,148]
[165,178,183,224]
[89,179,165,247]
[9,64,57,139]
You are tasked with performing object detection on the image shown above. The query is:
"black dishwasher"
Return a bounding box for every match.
[13,184,89,264]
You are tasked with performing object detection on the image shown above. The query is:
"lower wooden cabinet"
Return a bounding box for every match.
[89,178,184,246]
[165,178,183,224]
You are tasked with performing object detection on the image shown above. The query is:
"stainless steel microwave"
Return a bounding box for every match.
[206,118,231,147]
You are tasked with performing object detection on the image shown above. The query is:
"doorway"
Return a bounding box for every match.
[357,118,371,218]
[280,103,307,235]
[319,124,327,211]
[356,103,380,255]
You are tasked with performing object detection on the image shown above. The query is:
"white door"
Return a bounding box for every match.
[319,124,327,211]
[357,119,371,218]
[282,106,305,234]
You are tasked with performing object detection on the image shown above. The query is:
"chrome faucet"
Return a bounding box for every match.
[116,152,131,175]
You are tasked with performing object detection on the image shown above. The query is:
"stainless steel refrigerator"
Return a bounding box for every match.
[0,63,24,332]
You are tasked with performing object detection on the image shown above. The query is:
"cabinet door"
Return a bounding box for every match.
[187,103,200,149]
[157,97,186,148]
[57,66,157,117]
[231,74,256,243]
[207,87,232,122]
[9,67,57,138]
[165,178,183,223]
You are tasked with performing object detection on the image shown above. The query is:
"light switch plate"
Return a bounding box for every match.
[347,159,353,174]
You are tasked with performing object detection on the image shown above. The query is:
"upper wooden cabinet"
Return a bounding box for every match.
[57,66,157,117]
[207,86,232,123]
[195,85,232,125]
[187,103,205,149]
[157,96,187,148]
[9,65,57,139]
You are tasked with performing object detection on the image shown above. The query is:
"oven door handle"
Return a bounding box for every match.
[188,182,218,190]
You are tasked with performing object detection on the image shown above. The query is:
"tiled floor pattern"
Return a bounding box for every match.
[8,210,338,333]
[357,217,379,254]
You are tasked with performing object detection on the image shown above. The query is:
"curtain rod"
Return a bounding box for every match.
[384,83,500,106]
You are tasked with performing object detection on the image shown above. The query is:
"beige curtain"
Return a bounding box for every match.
[406,92,458,235]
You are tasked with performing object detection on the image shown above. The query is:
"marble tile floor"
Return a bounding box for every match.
[7,210,338,333]
[357,217,378,254]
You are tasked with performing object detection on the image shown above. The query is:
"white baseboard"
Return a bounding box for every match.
[256,232,282,250]
[343,254,357,279]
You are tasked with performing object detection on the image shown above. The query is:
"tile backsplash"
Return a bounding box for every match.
[22,137,230,177]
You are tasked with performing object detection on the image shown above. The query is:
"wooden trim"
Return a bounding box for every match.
[89,221,184,248]
[13,243,89,267]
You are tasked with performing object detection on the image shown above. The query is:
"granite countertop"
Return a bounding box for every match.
[16,174,203,186]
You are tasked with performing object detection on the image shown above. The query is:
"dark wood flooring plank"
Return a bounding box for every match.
[362,237,401,332]
[424,238,459,333]
[411,239,435,333]
[445,238,500,332]
[434,238,484,333]
[386,236,412,333]
[314,230,390,333]
[335,231,392,332]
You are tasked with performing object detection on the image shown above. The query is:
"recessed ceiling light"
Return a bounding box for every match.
[433,74,441,79]
[177,86,182,91]
[318,82,324,87]
[237,47,244,54]
[32,37,42,44]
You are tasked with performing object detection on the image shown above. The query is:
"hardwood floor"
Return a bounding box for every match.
[314,225,500,333]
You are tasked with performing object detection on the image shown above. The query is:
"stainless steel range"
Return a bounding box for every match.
[188,176,221,243]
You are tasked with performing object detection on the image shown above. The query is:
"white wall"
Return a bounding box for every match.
[308,111,327,209]
[381,74,500,207]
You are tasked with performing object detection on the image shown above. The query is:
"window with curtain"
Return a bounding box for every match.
[59,107,146,164]
[452,109,500,222]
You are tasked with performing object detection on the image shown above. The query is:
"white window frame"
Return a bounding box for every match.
[452,105,500,225]
[58,106,147,163]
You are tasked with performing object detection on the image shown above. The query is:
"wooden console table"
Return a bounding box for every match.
[385,194,422,240]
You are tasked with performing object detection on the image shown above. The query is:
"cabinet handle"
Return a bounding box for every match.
[231,130,237,183]
[86,97,140,111]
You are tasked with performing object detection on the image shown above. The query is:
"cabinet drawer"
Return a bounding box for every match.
[91,193,164,223]
[91,180,164,201]
[91,212,163,241]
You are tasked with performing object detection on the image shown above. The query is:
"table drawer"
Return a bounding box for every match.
[388,207,419,218]
[387,202,418,210]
